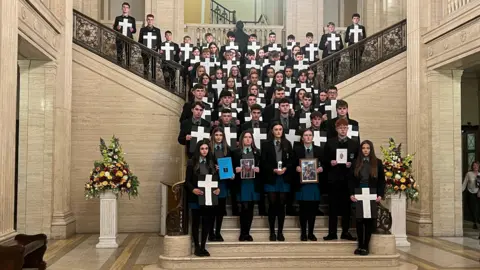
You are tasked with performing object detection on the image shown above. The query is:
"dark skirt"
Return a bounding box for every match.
[237,179,260,202]
[296,183,320,201]
[265,176,291,193]
[218,180,228,199]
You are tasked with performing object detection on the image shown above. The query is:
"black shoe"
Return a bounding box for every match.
[316,210,325,216]
[208,234,217,241]
[323,234,338,241]
[341,232,357,241]
[359,249,369,256]
[277,233,285,241]
[354,248,362,255]
[246,235,253,241]
[269,233,277,241]
[194,247,204,257]
[215,233,224,242]
[474,223,478,230]
[202,248,211,256]
[239,234,246,241]
[301,234,308,241]
[308,234,317,241]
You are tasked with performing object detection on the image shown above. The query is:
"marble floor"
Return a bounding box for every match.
[44,233,480,270]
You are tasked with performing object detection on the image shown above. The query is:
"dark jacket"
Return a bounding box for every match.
[184,159,218,204]
[113,15,136,38]
[138,26,162,51]
[231,148,262,195]
[349,158,385,198]
[326,117,360,143]
[323,137,359,185]
[344,24,367,46]
[261,139,294,185]
[178,118,211,158]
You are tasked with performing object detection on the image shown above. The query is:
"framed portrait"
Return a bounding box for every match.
[240,159,255,179]
[300,158,318,183]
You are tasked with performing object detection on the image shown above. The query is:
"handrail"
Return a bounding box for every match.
[243,14,268,25]
[72,9,186,100]
[166,180,189,235]
[310,19,407,90]
[211,0,236,24]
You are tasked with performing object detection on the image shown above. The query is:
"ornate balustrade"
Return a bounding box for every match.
[447,0,474,14]
[72,10,186,99]
[185,24,285,47]
[311,20,406,90]
[211,0,236,24]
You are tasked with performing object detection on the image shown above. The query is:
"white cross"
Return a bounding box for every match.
[272,60,285,71]
[268,43,281,52]
[285,129,301,147]
[202,97,213,108]
[356,188,377,219]
[201,108,211,121]
[246,60,260,70]
[253,128,267,150]
[200,58,215,75]
[218,109,237,118]
[286,79,296,90]
[223,60,237,76]
[191,126,210,141]
[119,18,132,36]
[212,80,225,98]
[256,98,266,108]
[305,43,318,62]
[224,127,237,147]
[257,90,265,98]
[143,32,157,49]
[351,25,363,43]
[299,83,312,93]
[191,55,201,64]
[347,124,359,139]
[327,34,340,51]
[261,59,270,68]
[180,43,193,61]
[231,102,243,114]
[247,42,261,53]
[313,130,327,147]
[264,78,273,88]
[299,112,311,128]
[197,174,218,206]
[226,42,239,51]
[275,103,293,110]
[235,79,243,89]
[294,61,309,73]
[161,42,175,61]
[287,42,299,52]
[325,100,337,119]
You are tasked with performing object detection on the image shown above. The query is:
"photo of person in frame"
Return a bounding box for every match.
[241,159,255,179]
[301,159,318,183]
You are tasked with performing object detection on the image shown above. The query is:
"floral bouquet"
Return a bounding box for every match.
[85,136,139,199]
[380,138,419,201]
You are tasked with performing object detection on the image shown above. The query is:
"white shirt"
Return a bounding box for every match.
[462,171,479,194]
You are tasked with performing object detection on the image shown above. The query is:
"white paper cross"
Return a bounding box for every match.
[356,188,377,218]
[223,60,237,76]
[286,42,299,52]
[246,60,260,70]
[294,61,309,73]
[275,103,293,110]
[347,124,359,139]
[325,100,337,119]
[180,43,193,61]
[200,58,216,75]
[299,112,311,128]
[305,43,318,62]
[143,32,157,49]
[312,131,327,146]
[224,127,237,147]
[285,129,301,147]
[119,18,132,36]
[351,25,363,43]
[226,42,239,51]
[248,42,261,53]
[235,79,243,89]
[231,102,243,114]
[256,98,266,108]
[161,42,175,61]
[253,128,267,150]
[272,60,285,71]
[191,126,210,141]
[202,97,213,108]
[286,79,296,92]
[201,108,211,121]
[264,78,273,88]
[327,34,340,51]
[268,43,281,52]
[212,80,225,98]
[191,55,201,64]
[197,174,218,206]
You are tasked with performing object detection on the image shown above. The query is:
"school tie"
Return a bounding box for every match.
[253,121,259,128]
[200,160,206,164]
[281,118,288,129]
[276,140,280,147]
[307,148,311,153]
[216,145,221,151]
[246,148,251,154]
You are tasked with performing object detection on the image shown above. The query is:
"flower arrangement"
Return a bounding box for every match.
[85,136,139,199]
[380,138,419,201]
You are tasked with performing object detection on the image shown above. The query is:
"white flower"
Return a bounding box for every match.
[395,174,401,180]
[115,148,119,152]
[105,172,110,177]
[108,158,112,162]
[122,175,128,180]
[114,155,118,159]
[108,151,113,156]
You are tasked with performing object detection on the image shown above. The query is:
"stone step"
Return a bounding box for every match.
[206,240,357,255]
[217,227,346,242]
[158,253,401,269]
[221,215,343,229]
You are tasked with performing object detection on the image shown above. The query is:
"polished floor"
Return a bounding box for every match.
[44,233,480,270]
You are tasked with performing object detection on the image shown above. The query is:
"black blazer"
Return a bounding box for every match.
[232,148,262,195]
[138,26,162,51]
[240,121,269,134]
[323,137,359,184]
[344,24,367,46]
[292,144,324,192]
[326,117,360,143]
[178,118,211,158]
[184,159,218,204]
[271,116,299,131]
[113,15,136,38]
[349,158,385,198]
[261,139,294,185]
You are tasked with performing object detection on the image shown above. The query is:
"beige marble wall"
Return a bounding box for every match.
[71,45,184,233]
[360,0,406,35]
[461,72,480,125]
[284,0,324,44]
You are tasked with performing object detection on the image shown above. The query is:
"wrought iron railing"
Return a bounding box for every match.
[72,10,186,99]
[166,181,189,235]
[376,203,393,234]
[311,19,406,90]
[211,0,236,24]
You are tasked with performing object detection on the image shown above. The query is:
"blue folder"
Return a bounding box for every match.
[218,157,234,180]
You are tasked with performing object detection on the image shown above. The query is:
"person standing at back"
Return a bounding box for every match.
[113,2,136,65]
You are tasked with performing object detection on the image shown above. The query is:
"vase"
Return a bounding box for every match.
[386,193,410,247]
[96,189,118,248]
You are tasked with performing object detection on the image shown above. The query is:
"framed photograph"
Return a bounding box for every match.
[300,158,318,183]
[240,159,255,179]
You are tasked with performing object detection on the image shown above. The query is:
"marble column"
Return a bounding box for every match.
[362,0,383,34]
[285,0,324,44]
[382,0,406,28]
[152,0,184,43]
[405,0,433,236]
[0,0,19,243]
[51,0,76,239]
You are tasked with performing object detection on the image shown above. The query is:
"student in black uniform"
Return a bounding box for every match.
[113,2,136,64]
[293,129,324,241]
[178,102,211,158]
[273,98,299,131]
[138,14,162,78]
[184,140,220,257]
[208,127,233,242]
[345,13,367,74]
[349,140,385,256]
[326,99,360,143]
[261,122,294,241]
[179,84,210,123]
[233,130,262,241]
[323,118,358,241]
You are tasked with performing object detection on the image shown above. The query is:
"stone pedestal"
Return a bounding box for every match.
[162,235,191,257]
[96,190,118,249]
[387,193,410,247]
[370,234,396,255]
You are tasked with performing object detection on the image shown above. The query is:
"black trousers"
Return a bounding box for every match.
[240,202,255,236]
[267,192,286,234]
[299,201,319,236]
[348,48,364,75]
[191,208,214,249]
[116,39,131,66]
[328,183,352,234]
[141,53,157,80]
[258,191,267,215]
[210,198,227,236]
[465,192,480,224]
[356,218,374,249]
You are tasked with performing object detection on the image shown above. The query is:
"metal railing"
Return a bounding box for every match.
[211,0,236,24]
[311,19,407,90]
[72,10,186,99]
